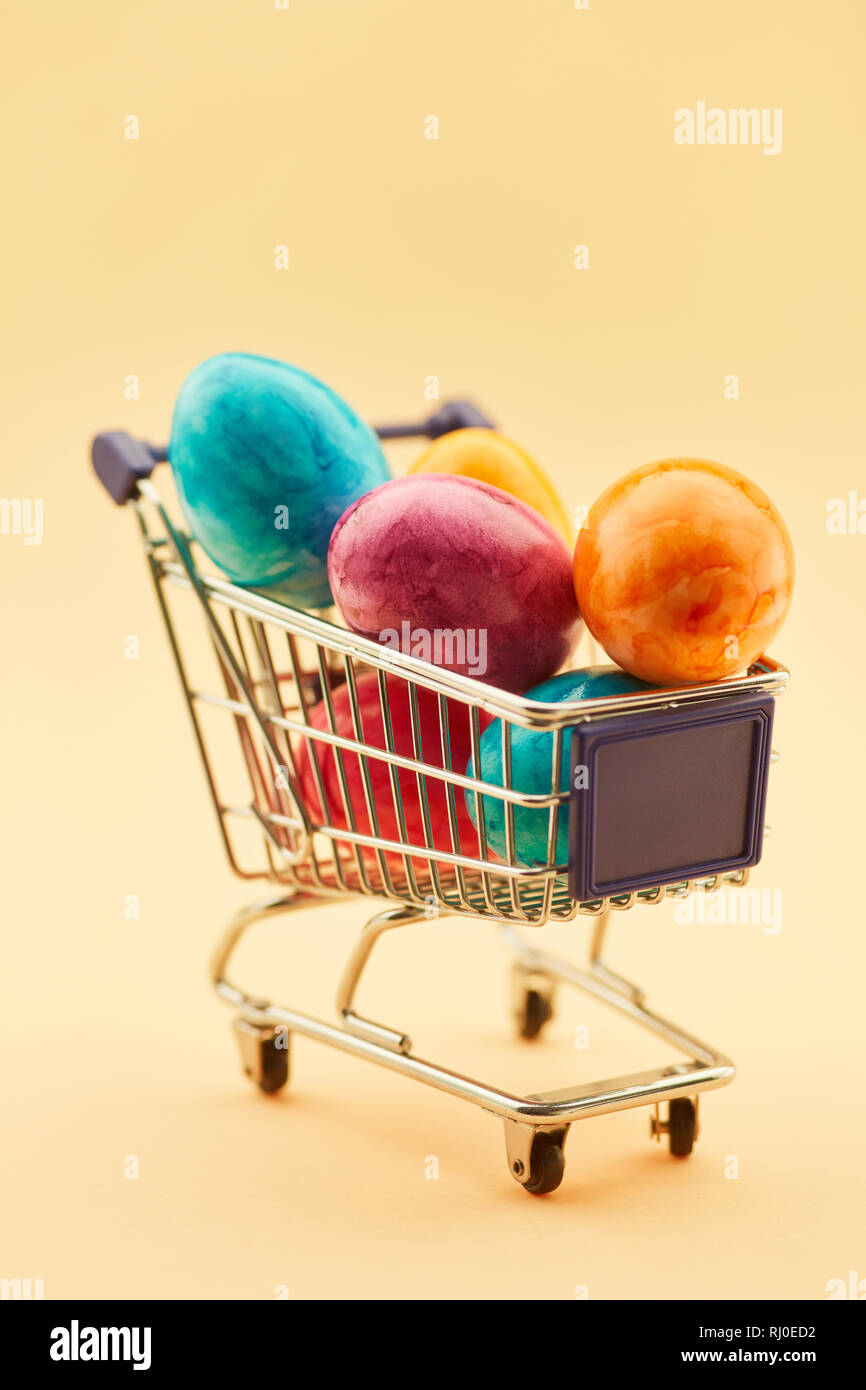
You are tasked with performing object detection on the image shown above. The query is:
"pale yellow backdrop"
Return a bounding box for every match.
[2,0,865,1300]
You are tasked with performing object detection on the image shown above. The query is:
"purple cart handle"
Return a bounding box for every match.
[90,400,495,506]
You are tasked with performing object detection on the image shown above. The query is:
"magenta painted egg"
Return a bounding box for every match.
[327,474,582,693]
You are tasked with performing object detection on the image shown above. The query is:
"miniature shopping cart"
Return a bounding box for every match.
[92,402,788,1196]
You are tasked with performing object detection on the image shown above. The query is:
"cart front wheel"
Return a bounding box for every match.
[668,1097,697,1157]
[521,1131,566,1195]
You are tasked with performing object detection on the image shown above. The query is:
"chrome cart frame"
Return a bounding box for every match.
[93,404,789,1195]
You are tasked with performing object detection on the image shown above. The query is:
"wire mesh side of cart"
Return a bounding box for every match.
[134,480,788,926]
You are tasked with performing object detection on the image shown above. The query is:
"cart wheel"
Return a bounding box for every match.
[518,987,554,1040]
[256,1035,290,1094]
[668,1098,697,1158]
[232,1019,290,1095]
[521,1132,566,1195]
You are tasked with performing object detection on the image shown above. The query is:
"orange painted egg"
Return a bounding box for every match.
[573,459,794,685]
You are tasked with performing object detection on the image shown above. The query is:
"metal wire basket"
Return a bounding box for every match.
[93,402,789,1195]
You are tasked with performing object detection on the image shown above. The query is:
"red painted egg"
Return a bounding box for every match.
[296,671,484,873]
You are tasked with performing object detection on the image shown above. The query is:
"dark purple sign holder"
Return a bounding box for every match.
[569,692,775,902]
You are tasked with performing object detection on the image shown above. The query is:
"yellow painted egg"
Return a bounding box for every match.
[408,428,572,542]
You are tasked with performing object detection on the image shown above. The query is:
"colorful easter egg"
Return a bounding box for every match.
[573,459,794,685]
[328,473,582,694]
[297,671,483,871]
[466,666,653,867]
[409,428,572,541]
[169,353,390,609]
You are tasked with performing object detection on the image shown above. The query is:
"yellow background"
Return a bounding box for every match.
[2,0,865,1300]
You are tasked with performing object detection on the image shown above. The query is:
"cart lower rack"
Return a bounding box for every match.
[93,403,788,1195]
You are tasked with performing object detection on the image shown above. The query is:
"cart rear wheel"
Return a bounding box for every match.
[521,1131,566,1195]
[257,1035,290,1094]
[518,986,554,1040]
[232,1019,291,1095]
[668,1097,697,1157]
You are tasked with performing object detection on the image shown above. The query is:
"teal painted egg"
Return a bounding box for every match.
[466,666,654,868]
[169,353,390,609]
